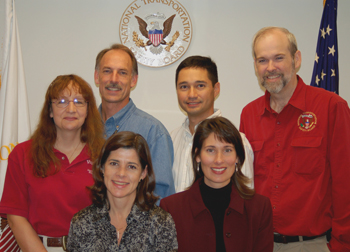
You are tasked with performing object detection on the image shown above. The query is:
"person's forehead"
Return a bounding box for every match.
[255,30,289,55]
[178,67,210,82]
[108,147,140,161]
[100,49,132,67]
[180,67,208,74]
[204,133,233,146]
[59,85,82,97]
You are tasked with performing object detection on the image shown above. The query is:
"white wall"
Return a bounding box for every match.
[12,0,350,133]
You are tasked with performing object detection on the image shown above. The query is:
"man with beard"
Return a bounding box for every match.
[94,44,175,200]
[240,27,350,251]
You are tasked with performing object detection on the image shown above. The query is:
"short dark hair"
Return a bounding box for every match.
[175,56,218,87]
[95,44,138,76]
[90,131,158,211]
[191,117,254,199]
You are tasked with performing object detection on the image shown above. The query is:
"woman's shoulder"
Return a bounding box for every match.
[149,205,172,218]
[71,204,102,224]
[7,140,33,164]
[243,193,272,212]
[147,205,175,225]
[17,139,33,147]
[143,205,177,242]
[250,193,271,204]
[160,186,200,215]
[161,189,192,205]
[10,140,33,153]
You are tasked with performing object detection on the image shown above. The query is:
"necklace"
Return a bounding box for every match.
[117,224,127,243]
[67,141,81,162]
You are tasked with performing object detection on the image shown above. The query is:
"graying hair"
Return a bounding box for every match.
[252,27,298,59]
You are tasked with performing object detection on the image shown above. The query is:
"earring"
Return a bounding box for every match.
[139,178,143,182]
[235,163,238,172]
[197,162,200,172]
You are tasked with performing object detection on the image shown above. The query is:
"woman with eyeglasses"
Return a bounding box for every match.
[160,117,273,252]
[0,74,104,251]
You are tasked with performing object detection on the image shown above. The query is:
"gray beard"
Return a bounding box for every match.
[261,75,287,94]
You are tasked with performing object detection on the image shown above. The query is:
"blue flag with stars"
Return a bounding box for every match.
[310,0,338,94]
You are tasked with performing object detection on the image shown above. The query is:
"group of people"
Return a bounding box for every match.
[0,26,349,252]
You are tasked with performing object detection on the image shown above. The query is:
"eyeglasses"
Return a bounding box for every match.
[51,98,87,108]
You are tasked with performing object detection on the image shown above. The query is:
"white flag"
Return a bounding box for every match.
[0,0,31,200]
[0,1,30,250]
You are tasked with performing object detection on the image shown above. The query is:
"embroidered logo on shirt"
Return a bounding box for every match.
[87,160,93,165]
[298,112,317,131]
[87,169,93,174]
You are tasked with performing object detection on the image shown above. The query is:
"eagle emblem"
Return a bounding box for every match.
[134,14,179,54]
[298,112,317,131]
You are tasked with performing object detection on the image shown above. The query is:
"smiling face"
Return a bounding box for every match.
[254,29,300,94]
[50,82,87,136]
[176,67,220,122]
[95,49,137,109]
[196,132,238,189]
[103,148,147,204]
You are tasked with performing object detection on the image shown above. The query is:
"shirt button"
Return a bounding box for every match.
[225,233,231,238]
[277,143,280,147]
[275,185,278,188]
[277,163,280,167]
[273,205,276,209]
[62,157,65,160]
[226,210,231,216]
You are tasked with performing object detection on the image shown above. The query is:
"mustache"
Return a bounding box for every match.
[263,71,282,78]
[105,83,122,89]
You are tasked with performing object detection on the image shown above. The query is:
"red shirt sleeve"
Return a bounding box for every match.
[0,142,30,219]
[327,100,350,251]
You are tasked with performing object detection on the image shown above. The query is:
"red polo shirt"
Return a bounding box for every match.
[0,140,94,237]
[240,76,350,251]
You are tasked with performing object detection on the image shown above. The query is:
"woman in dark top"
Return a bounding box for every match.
[160,117,273,252]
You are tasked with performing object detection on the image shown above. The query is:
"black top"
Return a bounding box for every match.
[200,181,232,252]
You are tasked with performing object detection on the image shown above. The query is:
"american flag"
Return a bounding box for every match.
[310,0,338,94]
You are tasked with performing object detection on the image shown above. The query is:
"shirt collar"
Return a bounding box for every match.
[189,178,245,218]
[99,98,136,126]
[287,76,306,111]
[92,203,143,224]
[92,203,110,223]
[53,144,90,164]
[127,204,143,224]
[182,109,222,134]
[260,75,306,115]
